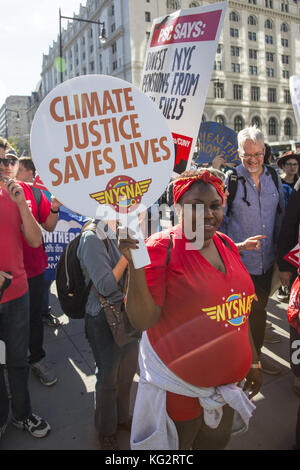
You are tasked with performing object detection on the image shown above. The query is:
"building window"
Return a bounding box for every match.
[111,4,115,14]
[111,23,116,32]
[265,35,273,45]
[214,82,224,99]
[248,0,257,3]
[231,63,241,73]
[281,38,288,47]
[265,19,273,29]
[90,45,93,53]
[231,46,240,57]
[214,61,222,71]
[112,42,117,54]
[234,116,244,132]
[249,49,257,59]
[249,65,258,75]
[281,2,289,12]
[248,15,257,25]
[252,116,261,128]
[229,11,239,22]
[217,43,222,54]
[167,0,180,8]
[282,55,289,64]
[251,86,260,101]
[230,28,239,38]
[112,60,118,71]
[90,61,94,72]
[284,118,292,136]
[266,52,274,62]
[281,23,288,33]
[265,0,273,7]
[146,31,150,41]
[282,70,290,79]
[145,11,151,22]
[233,84,243,100]
[284,89,291,104]
[248,31,257,41]
[189,1,200,7]
[268,118,277,136]
[215,115,225,125]
[268,88,277,102]
[266,68,275,77]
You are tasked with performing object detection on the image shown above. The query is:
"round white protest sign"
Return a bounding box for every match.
[290,75,300,130]
[31,75,174,219]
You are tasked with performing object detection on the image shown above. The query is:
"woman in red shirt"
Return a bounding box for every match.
[120,168,262,450]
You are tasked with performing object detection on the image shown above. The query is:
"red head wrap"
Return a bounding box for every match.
[173,170,225,205]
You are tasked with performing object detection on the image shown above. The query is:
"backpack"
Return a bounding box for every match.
[226,165,281,217]
[55,221,105,319]
[31,185,42,223]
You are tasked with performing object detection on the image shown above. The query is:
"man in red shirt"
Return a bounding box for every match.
[2,151,61,387]
[0,165,50,439]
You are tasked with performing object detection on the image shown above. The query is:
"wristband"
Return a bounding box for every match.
[250,362,261,369]
[50,207,60,214]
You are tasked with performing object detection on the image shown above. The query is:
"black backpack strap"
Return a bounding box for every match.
[31,186,42,223]
[226,168,252,216]
[216,233,233,251]
[265,165,282,214]
[166,235,173,265]
[226,169,238,217]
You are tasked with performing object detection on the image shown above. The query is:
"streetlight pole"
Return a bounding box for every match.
[58,9,106,84]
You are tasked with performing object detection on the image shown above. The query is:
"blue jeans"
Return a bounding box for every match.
[41,279,52,315]
[28,273,46,364]
[0,292,32,426]
[85,310,139,436]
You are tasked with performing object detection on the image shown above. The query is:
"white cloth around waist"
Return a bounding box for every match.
[130,332,256,450]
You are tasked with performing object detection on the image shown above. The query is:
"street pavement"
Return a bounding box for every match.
[1,273,299,450]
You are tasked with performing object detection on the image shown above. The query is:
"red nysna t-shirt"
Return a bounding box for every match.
[19,182,50,279]
[145,225,255,422]
[0,187,28,303]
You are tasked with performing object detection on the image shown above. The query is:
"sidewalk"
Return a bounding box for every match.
[0,285,299,450]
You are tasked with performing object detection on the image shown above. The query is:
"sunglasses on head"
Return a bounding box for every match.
[0,157,18,167]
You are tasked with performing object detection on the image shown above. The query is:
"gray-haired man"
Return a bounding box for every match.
[220,126,285,375]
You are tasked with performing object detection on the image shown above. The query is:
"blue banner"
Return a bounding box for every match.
[196,121,239,165]
[43,206,89,281]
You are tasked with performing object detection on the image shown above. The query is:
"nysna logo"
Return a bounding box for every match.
[202,292,255,327]
[89,175,152,214]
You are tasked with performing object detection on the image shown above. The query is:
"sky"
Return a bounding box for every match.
[0,0,85,106]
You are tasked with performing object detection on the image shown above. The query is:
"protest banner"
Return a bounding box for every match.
[43,206,89,281]
[30,75,174,267]
[196,121,239,165]
[140,2,227,174]
[284,242,300,270]
[290,75,300,130]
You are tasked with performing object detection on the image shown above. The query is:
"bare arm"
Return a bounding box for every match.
[6,179,42,248]
[119,233,161,331]
[41,197,62,232]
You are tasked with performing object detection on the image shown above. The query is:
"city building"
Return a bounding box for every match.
[38,0,300,155]
[0,96,31,155]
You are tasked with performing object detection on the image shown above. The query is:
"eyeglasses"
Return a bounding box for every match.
[284,162,298,167]
[0,158,18,167]
[240,153,264,160]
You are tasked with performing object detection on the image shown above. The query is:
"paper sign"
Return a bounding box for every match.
[30,75,174,221]
[284,243,300,270]
[140,2,227,173]
[290,75,300,130]
[196,121,239,165]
